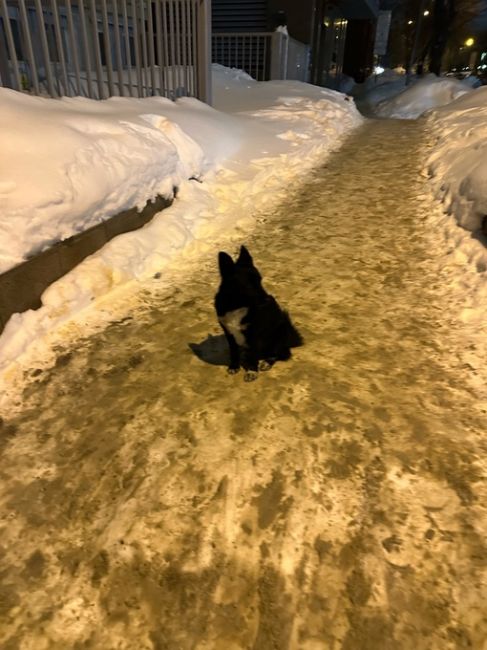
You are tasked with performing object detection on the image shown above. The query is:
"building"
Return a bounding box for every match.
[212,0,379,88]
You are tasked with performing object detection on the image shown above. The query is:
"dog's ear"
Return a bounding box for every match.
[237,245,253,266]
[218,252,235,277]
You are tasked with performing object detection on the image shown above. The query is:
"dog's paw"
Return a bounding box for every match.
[227,367,240,375]
[244,371,258,382]
[258,360,274,372]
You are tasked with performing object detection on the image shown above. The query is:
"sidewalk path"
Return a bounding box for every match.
[1,118,486,650]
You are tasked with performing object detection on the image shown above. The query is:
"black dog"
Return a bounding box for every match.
[214,245,303,381]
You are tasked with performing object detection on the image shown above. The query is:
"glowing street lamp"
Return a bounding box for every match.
[408,20,413,25]
[423,10,430,16]
[465,37,475,47]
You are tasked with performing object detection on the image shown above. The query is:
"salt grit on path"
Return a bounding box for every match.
[0,119,485,649]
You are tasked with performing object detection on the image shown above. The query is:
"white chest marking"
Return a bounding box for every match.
[219,307,249,346]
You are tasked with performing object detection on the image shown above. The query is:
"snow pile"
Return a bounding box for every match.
[0,89,243,273]
[212,63,355,117]
[425,86,487,244]
[352,68,408,111]
[338,74,355,95]
[0,64,362,371]
[460,74,483,88]
[375,74,472,119]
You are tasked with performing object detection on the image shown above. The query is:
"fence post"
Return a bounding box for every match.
[0,0,20,90]
[197,0,211,104]
[51,0,70,95]
[34,0,55,95]
[18,0,40,93]
[0,24,13,88]
[270,31,288,80]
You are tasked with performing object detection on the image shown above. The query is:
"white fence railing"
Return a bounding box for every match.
[0,0,211,101]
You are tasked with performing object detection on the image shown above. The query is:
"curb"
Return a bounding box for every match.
[0,194,172,334]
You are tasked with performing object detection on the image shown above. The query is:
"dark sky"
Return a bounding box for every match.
[380,0,487,33]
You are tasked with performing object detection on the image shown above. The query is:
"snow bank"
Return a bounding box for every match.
[338,74,355,95]
[212,63,353,115]
[425,86,487,245]
[0,89,242,273]
[460,74,483,88]
[0,64,362,372]
[375,74,472,119]
[352,69,408,111]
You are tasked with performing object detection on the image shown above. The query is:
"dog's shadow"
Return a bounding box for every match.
[189,334,230,367]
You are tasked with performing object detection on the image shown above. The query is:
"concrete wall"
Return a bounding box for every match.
[0,195,172,334]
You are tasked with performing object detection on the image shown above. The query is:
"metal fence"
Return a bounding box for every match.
[212,31,309,83]
[0,0,211,101]
[212,32,271,81]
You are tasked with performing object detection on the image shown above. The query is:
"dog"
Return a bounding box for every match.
[214,245,303,381]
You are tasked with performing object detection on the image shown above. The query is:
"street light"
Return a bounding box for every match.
[408,20,413,25]
[465,37,475,47]
[423,10,430,16]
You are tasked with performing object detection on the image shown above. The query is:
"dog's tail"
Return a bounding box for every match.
[283,311,304,348]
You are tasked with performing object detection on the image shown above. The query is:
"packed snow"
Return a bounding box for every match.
[354,71,487,261]
[356,68,487,288]
[0,64,362,371]
[366,70,487,246]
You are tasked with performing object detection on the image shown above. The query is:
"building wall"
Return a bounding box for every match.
[211,0,377,89]
[212,0,268,32]
[343,19,376,82]
[267,0,316,44]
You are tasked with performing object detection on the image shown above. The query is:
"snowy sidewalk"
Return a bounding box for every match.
[0,69,362,369]
[0,118,486,649]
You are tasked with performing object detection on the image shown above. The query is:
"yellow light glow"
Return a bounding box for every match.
[465,37,475,47]
[408,20,413,25]
[423,10,430,16]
